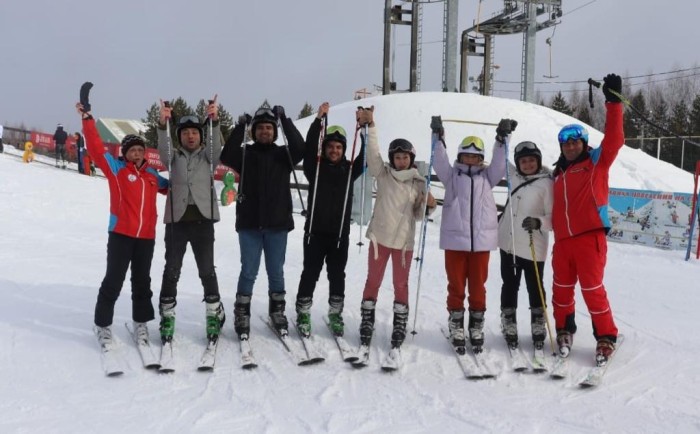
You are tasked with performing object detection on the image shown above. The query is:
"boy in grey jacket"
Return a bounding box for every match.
[157,97,224,344]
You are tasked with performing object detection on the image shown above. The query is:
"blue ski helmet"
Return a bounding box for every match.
[557,124,589,146]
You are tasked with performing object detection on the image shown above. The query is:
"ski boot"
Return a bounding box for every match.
[268,292,289,336]
[328,294,345,337]
[95,325,113,349]
[234,294,251,340]
[159,299,176,344]
[448,309,466,354]
[500,307,518,349]
[595,337,616,367]
[531,307,547,351]
[133,321,150,344]
[468,310,485,354]
[391,302,409,349]
[556,331,574,358]
[205,299,225,342]
[359,299,376,346]
[295,296,312,338]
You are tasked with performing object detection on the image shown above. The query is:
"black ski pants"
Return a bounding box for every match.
[296,234,348,303]
[94,232,155,327]
[159,221,220,304]
[499,249,546,310]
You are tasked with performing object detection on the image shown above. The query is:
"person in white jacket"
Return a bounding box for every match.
[497,141,553,352]
[357,107,436,352]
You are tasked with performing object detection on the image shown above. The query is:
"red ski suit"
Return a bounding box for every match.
[551,102,623,340]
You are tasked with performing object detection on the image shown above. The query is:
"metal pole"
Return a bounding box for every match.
[383,0,392,95]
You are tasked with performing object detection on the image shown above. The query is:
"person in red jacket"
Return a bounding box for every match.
[550,73,623,366]
[76,102,169,349]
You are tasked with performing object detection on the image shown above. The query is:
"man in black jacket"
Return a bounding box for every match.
[219,105,304,340]
[295,103,365,338]
[53,124,68,169]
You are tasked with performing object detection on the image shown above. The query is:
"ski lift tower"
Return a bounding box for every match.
[460,1,562,103]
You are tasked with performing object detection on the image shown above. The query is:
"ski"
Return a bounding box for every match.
[531,347,548,373]
[239,336,258,370]
[158,341,175,373]
[124,322,160,369]
[94,327,125,377]
[579,335,625,388]
[351,344,371,368]
[549,355,570,380]
[505,343,528,372]
[440,327,483,380]
[260,315,312,366]
[323,316,358,363]
[197,338,219,371]
[472,349,497,379]
[381,347,402,372]
[292,320,325,364]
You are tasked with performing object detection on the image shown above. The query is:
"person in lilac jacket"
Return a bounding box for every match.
[433,119,516,354]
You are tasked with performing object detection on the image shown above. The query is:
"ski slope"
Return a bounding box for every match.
[1,93,698,433]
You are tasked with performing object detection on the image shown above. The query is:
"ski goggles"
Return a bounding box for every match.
[514,141,538,154]
[459,136,485,152]
[254,108,275,119]
[558,124,589,144]
[389,139,414,153]
[178,115,201,126]
[325,125,347,144]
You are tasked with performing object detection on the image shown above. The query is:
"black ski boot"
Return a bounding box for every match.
[234,294,251,340]
[328,294,345,337]
[295,296,312,338]
[391,302,409,349]
[500,307,518,349]
[448,309,466,354]
[269,292,289,336]
[359,299,376,346]
[468,310,485,353]
[530,307,546,350]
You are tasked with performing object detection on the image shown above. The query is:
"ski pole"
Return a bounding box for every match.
[504,139,517,272]
[208,99,215,222]
[410,117,439,337]
[337,123,361,249]
[164,100,176,270]
[307,114,326,244]
[442,119,498,127]
[357,124,368,252]
[528,230,556,355]
[236,116,249,204]
[277,116,307,215]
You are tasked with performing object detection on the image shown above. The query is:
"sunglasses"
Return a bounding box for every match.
[459,136,485,151]
[514,141,538,153]
[558,124,588,144]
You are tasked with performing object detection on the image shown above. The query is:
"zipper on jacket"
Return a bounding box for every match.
[468,166,475,252]
[562,170,573,237]
[136,171,146,238]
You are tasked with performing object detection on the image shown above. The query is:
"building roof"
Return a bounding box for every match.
[96,118,148,144]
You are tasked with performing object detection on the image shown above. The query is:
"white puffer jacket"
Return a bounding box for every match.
[497,162,553,261]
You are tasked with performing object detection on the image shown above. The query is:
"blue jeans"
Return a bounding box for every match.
[237,229,288,296]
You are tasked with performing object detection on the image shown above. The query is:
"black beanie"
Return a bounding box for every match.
[121,135,146,156]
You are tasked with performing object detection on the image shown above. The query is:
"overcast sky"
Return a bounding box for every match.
[2,0,699,134]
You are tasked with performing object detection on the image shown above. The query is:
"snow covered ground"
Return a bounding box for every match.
[1,93,699,433]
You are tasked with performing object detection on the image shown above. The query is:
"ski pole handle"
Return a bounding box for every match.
[587,78,601,88]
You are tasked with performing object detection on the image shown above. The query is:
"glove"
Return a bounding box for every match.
[602,73,622,103]
[496,119,518,144]
[272,105,286,119]
[238,113,252,125]
[521,216,542,231]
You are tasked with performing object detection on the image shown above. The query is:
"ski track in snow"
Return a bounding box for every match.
[2,94,700,432]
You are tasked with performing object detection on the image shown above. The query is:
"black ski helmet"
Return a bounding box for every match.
[121,134,146,157]
[322,125,347,154]
[388,138,416,169]
[251,107,278,142]
[176,115,204,146]
[513,141,542,175]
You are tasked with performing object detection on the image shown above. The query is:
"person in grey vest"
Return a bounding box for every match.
[156,97,224,344]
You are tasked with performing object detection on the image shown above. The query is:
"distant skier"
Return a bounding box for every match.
[496,140,553,352]
[294,103,365,338]
[356,106,436,353]
[53,124,68,168]
[74,132,85,174]
[156,98,224,345]
[433,119,514,354]
[550,73,624,366]
[76,102,169,349]
[219,104,304,341]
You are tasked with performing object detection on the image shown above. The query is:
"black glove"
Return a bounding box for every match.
[272,105,286,119]
[602,74,622,103]
[496,119,518,144]
[522,216,542,231]
[80,81,93,113]
[238,113,252,125]
[430,116,443,135]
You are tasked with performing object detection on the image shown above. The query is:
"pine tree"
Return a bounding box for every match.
[297,102,314,119]
[549,92,573,116]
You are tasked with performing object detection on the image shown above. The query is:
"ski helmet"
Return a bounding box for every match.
[557,124,588,146]
[457,136,485,159]
[388,138,416,168]
[251,107,278,142]
[176,115,204,146]
[513,141,542,175]
[121,134,146,156]
[323,125,347,154]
